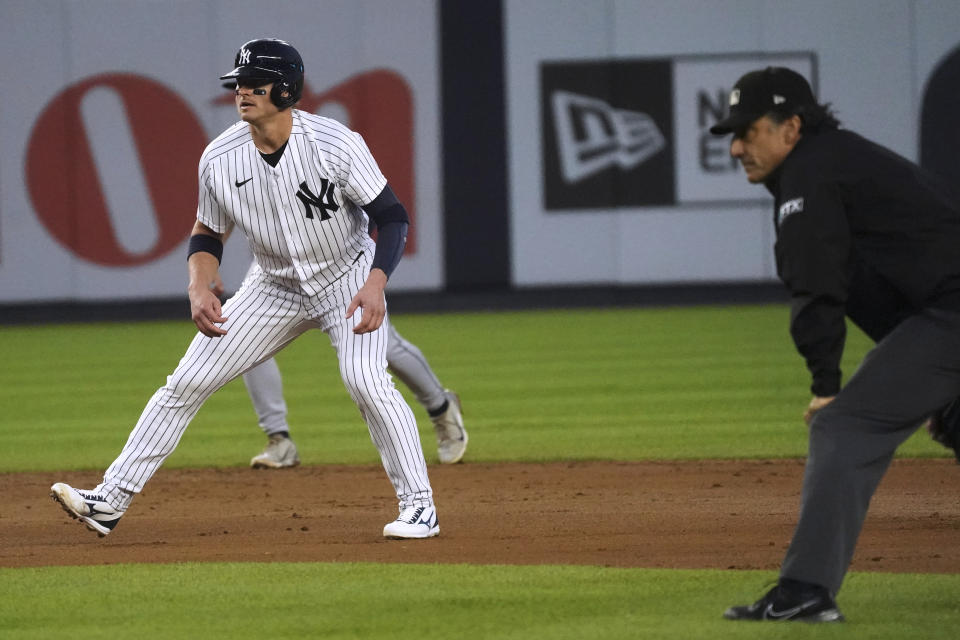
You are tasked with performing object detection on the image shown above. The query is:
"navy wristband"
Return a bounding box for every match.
[187,234,223,264]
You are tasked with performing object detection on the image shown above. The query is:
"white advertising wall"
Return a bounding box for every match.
[0,0,440,303]
[505,0,960,286]
[3,1,959,303]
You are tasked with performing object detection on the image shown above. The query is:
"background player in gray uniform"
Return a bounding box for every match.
[222,268,467,469]
[245,323,467,469]
[51,37,439,540]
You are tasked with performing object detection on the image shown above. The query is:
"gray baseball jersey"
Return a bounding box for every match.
[101,110,433,511]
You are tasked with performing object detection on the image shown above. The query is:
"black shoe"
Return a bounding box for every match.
[724,582,844,622]
[927,398,960,464]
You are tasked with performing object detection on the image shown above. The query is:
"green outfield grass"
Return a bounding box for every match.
[0,305,955,638]
[1,563,957,639]
[0,305,947,471]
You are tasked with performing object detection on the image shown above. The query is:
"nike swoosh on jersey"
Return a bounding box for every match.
[235,177,253,187]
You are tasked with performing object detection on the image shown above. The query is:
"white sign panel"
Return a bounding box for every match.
[673,53,816,203]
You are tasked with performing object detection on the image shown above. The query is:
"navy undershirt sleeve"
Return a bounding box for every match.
[363,184,401,218]
[369,221,408,278]
[362,184,409,278]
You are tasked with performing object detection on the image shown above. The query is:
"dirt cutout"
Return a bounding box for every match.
[3,459,957,573]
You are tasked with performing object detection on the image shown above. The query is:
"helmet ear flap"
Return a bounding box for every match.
[270,81,291,109]
[270,78,302,109]
[270,81,285,108]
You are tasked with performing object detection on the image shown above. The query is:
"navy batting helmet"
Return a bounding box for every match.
[220,38,304,110]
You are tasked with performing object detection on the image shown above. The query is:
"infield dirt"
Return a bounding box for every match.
[3,459,958,572]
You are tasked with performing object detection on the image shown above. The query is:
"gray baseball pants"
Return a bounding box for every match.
[780,308,960,593]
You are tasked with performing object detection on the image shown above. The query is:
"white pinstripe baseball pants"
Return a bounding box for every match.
[102,249,433,511]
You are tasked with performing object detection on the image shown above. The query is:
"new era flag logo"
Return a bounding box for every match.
[541,59,675,210]
[551,90,666,184]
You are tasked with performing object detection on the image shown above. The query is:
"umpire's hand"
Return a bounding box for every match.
[804,395,835,426]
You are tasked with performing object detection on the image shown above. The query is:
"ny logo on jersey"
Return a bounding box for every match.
[239,48,251,65]
[296,179,339,221]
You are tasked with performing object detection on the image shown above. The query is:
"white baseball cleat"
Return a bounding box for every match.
[383,504,440,539]
[251,434,300,469]
[431,390,468,464]
[50,482,124,537]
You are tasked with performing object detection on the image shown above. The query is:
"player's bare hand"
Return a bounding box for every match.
[188,286,228,337]
[803,395,835,426]
[346,269,387,334]
[209,273,225,298]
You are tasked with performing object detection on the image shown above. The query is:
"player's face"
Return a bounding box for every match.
[729,115,799,183]
[234,79,279,122]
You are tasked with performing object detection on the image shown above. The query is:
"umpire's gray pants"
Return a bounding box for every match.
[780,308,960,594]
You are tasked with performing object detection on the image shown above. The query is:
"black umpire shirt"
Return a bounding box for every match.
[764,128,960,397]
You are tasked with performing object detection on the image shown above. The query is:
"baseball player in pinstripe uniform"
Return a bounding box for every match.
[51,38,439,540]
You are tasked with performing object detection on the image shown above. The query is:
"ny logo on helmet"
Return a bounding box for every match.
[239,48,251,65]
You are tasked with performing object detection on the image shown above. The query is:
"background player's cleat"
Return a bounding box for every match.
[432,390,468,464]
[250,433,300,469]
[50,482,124,537]
[383,505,440,539]
[724,582,845,622]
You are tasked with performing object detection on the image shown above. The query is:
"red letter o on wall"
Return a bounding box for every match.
[25,74,207,266]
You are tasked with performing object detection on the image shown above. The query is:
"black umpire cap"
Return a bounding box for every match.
[710,67,817,135]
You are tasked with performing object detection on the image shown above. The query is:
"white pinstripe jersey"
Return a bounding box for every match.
[197,109,387,296]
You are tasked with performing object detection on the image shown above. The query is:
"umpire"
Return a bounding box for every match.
[710,66,960,622]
